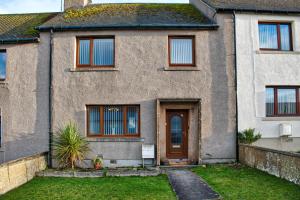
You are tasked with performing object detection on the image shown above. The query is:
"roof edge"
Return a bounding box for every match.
[0,38,39,45]
[36,24,219,32]
[215,8,300,14]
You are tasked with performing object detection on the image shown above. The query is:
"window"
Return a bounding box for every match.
[77,37,114,67]
[266,86,300,117]
[258,22,292,51]
[169,36,195,66]
[87,105,140,137]
[0,50,6,80]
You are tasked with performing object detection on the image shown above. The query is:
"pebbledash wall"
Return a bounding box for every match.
[0,35,50,164]
[236,14,300,138]
[49,16,236,167]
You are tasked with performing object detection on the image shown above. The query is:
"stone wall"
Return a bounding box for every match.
[239,144,300,185]
[0,153,47,195]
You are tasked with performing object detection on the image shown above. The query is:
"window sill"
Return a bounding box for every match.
[86,137,144,142]
[163,67,200,71]
[69,68,119,72]
[262,117,300,121]
[0,81,8,87]
[256,50,300,55]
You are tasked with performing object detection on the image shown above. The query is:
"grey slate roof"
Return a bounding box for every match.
[0,13,57,44]
[202,0,300,13]
[37,3,218,31]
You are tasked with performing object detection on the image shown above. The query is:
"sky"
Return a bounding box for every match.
[0,0,189,14]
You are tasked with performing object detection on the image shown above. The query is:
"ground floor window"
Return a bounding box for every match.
[87,105,140,137]
[266,86,300,117]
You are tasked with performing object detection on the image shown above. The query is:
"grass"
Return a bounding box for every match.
[0,176,175,200]
[192,165,300,200]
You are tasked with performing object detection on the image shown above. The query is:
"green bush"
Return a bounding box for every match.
[53,122,90,169]
[238,128,262,144]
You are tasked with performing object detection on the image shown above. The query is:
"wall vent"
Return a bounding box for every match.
[279,123,292,137]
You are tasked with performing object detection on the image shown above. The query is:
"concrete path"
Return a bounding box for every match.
[167,170,221,200]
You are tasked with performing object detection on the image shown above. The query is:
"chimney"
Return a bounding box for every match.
[64,0,91,10]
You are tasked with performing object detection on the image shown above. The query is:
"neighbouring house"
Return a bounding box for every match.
[0,0,238,167]
[200,0,300,151]
[0,13,56,163]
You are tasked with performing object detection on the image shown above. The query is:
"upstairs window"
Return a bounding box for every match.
[77,37,114,68]
[0,50,6,80]
[87,105,140,137]
[259,22,292,51]
[169,36,195,66]
[266,86,299,117]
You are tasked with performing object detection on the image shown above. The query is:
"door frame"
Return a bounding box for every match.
[166,109,189,159]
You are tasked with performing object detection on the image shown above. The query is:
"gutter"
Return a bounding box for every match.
[233,11,239,162]
[48,29,54,168]
[216,8,300,15]
[36,24,219,32]
[0,38,39,45]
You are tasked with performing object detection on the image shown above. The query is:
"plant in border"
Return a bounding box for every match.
[53,122,90,169]
[238,128,262,144]
[93,155,103,170]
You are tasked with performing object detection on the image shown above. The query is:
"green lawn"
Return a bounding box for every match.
[192,165,300,200]
[0,176,176,200]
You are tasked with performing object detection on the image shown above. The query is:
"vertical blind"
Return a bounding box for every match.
[277,89,296,115]
[280,25,291,50]
[170,38,193,64]
[93,39,114,66]
[259,24,278,49]
[88,105,139,136]
[79,38,114,66]
[266,88,274,116]
[0,51,6,79]
[79,40,90,65]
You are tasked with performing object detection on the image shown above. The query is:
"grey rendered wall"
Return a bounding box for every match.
[0,33,50,164]
[51,20,236,165]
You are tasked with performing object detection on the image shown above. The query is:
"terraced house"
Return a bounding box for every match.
[5,0,299,167]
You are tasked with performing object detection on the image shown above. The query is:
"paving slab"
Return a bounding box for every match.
[167,170,221,200]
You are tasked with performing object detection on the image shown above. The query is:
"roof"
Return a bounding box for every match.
[0,13,57,44]
[37,3,218,31]
[202,0,300,13]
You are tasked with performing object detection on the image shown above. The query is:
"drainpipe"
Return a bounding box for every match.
[233,11,239,162]
[48,29,54,168]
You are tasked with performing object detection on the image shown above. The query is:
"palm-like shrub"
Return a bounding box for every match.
[53,122,90,169]
[238,128,262,144]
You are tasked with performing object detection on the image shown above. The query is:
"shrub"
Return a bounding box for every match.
[53,122,90,169]
[238,128,262,144]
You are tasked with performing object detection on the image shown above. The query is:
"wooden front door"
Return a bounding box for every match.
[166,110,188,159]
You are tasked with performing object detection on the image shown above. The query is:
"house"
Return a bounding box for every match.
[0,13,56,163]
[198,0,300,150]
[0,0,237,167]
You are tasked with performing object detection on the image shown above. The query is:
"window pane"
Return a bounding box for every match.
[0,51,6,80]
[104,106,123,135]
[127,106,139,134]
[280,25,291,50]
[170,38,193,64]
[93,39,114,66]
[171,115,182,146]
[278,89,296,115]
[266,88,274,116]
[79,40,90,65]
[89,107,100,135]
[259,24,278,49]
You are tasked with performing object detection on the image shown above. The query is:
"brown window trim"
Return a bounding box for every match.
[76,36,115,68]
[86,105,140,138]
[258,22,293,51]
[266,86,300,117]
[0,49,6,81]
[168,36,196,67]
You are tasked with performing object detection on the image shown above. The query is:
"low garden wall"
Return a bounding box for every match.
[239,144,300,185]
[0,153,47,195]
